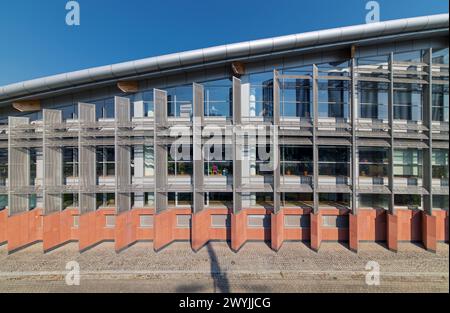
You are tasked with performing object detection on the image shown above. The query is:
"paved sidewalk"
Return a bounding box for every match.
[0,241,448,293]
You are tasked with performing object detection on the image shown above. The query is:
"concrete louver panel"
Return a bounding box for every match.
[115,97,132,213]
[78,103,97,214]
[273,70,281,213]
[154,89,168,214]
[387,54,395,214]
[422,49,433,215]
[312,65,319,214]
[350,59,358,215]
[7,117,30,216]
[232,77,242,213]
[193,83,204,214]
[43,109,63,214]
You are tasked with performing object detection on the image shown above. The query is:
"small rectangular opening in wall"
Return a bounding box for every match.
[139,215,153,228]
[284,214,310,228]
[248,215,271,228]
[211,214,230,228]
[176,214,191,228]
[322,215,349,228]
[73,215,79,228]
[105,215,116,228]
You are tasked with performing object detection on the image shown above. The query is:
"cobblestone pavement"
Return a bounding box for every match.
[0,242,448,293]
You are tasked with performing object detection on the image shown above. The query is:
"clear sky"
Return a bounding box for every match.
[0,0,448,86]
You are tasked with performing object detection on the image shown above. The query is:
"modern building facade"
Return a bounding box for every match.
[0,14,448,253]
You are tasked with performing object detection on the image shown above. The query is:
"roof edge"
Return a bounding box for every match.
[1,13,448,102]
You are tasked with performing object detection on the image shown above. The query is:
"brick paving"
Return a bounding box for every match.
[0,241,448,293]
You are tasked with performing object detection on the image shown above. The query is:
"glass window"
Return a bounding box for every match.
[394,149,423,178]
[203,79,232,117]
[318,147,350,176]
[96,146,115,177]
[394,50,425,63]
[359,148,389,177]
[432,48,449,65]
[30,148,37,186]
[432,149,449,179]
[144,192,154,207]
[94,98,115,119]
[0,149,7,187]
[166,85,193,118]
[245,72,274,117]
[205,192,233,208]
[433,195,449,210]
[432,84,449,122]
[168,144,193,176]
[394,194,421,208]
[63,147,78,180]
[319,193,350,207]
[63,193,78,210]
[393,83,423,121]
[280,146,313,176]
[204,144,232,176]
[168,192,192,207]
[281,78,311,118]
[318,79,349,119]
[96,193,115,208]
[144,146,154,177]
[282,193,313,207]
[358,81,388,119]
[0,195,7,210]
[359,194,389,209]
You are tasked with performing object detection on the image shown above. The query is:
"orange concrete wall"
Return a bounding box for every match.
[396,209,422,241]
[357,209,387,241]
[191,209,210,251]
[433,210,448,242]
[114,208,155,251]
[310,213,321,251]
[43,209,79,252]
[283,208,311,241]
[79,209,115,252]
[208,209,230,241]
[320,208,350,242]
[153,208,191,251]
[135,209,154,241]
[0,209,7,244]
[422,213,437,252]
[231,210,247,251]
[115,210,137,252]
[7,209,43,253]
[245,208,272,241]
[271,211,284,251]
[387,213,398,251]
[349,214,358,252]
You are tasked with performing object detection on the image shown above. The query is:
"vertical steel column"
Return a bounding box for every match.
[193,83,204,214]
[312,65,319,214]
[154,89,168,213]
[232,77,242,213]
[423,48,433,215]
[388,53,395,214]
[78,103,97,214]
[350,58,358,214]
[115,97,132,213]
[7,117,30,216]
[273,70,281,213]
[43,109,63,214]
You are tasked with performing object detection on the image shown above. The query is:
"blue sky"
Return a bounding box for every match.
[0,0,448,86]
